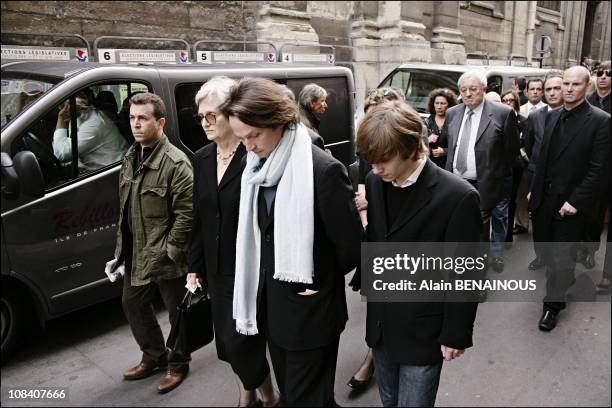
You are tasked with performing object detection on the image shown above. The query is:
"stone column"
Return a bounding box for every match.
[255,2,320,53]
[350,1,432,103]
[379,1,430,68]
[510,1,529,58]
[351,1,382,104]
[430,1,466,64]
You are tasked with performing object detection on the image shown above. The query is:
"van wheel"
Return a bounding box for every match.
[1,287,30,364]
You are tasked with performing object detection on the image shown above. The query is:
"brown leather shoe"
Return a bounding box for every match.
[123,361,165,381]
[157,369,188,394]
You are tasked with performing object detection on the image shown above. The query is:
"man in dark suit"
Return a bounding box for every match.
[445,71,519,271]
[580,61,611,269]
[529,65,611,331]
[356,101,481,407]
[523,70,564,271]
[221,77,363,407]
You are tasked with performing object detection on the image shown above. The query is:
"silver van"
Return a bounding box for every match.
[1,60,356,361]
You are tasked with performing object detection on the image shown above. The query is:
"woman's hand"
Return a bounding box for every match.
[432,147,445,158]
[428,133,439,144]
[355,191,368,211]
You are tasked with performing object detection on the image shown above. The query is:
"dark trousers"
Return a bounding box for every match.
[528,170,544,261]
[122,262,190,372]
[372,346,443,407]
[532,195,584,312]
[267,337,340,407]
[604,209,611,280]
[465,179,490,243]
[506,159,525,242]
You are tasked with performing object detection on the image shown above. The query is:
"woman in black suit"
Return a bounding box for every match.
[423,88,457,168]
[500,89,529,242]
[187,77,279,407]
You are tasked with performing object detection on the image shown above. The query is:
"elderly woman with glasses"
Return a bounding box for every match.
[187,76,279,407]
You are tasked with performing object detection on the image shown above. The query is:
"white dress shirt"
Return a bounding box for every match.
[53,109,128,171]
[520,100,547,117]
[392,157,426,188]
[452,101,484,180]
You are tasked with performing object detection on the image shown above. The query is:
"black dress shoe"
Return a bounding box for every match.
[582,253,596,269]
[538,309,558,332]
[492,257,504,273]
[347,367,374,392]
[528,257,545,270]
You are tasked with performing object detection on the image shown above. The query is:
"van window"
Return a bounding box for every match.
[175,77,353,165]
[174,83,209,153]
[380,69,461,114]
[1,76,57,128]
[287,77,353,165]
[10,81,150,190]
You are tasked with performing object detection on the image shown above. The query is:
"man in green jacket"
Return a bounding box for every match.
[113,92,193,394]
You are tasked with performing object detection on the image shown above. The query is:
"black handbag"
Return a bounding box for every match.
[166,287,214,355]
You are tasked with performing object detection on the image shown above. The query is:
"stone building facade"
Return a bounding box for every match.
[2,1,610,101]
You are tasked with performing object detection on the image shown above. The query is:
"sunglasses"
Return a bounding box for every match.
[596,70,611,77]
[502,98,515,103]
[198,112,217,125]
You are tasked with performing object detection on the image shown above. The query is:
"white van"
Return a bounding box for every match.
[376,63,550,116]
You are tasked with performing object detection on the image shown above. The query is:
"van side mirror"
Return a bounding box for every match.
[13,151,45,199]
[1,152,20,199]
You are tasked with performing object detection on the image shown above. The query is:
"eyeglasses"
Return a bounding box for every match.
[596,70,611,78]
[199,112,217,125]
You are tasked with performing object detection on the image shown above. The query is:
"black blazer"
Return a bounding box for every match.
[445,99,519,211]
[424,115,449,168]
[257,146,364,351]
[529,101,611,214]
[188,143,246,277]
[365,160,481,365]
[523,106,549,175]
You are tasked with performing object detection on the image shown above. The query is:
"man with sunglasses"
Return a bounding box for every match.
[587,62,611,114]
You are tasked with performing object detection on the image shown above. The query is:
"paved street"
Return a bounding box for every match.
[1,234,610,407]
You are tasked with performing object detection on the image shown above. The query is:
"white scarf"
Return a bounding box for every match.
[233,123,314,335]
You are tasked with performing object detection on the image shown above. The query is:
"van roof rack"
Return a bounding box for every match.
[92,35,191,64]
[279,43,336,65]
[1,30,91,62]
[192,39,278,64]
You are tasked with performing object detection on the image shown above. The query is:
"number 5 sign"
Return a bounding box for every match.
[197,51,212,64]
